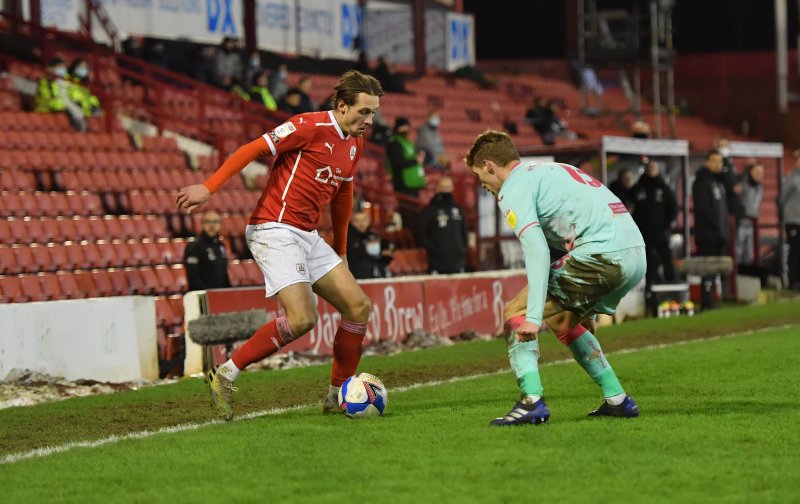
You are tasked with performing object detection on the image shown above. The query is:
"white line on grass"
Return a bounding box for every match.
[1,323,794,465]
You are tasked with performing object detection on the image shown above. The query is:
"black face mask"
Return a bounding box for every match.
[632,133,648,139]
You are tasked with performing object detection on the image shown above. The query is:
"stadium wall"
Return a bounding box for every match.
[0,296,158,383]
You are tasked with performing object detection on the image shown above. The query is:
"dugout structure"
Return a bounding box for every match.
[726,141,786,284]
[600,136,691,257]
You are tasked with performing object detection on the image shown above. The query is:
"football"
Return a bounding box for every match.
[338,372,388,418]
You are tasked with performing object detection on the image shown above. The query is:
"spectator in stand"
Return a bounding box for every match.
[249,70,277,111]
[736,163,764,267]
[214,37,243,88]
[631,160,678,286]
[67,59,101,117]
[608,166,636,208]
[418,176,468,274]
[243,51,263,90]
[368,109,391,146]
[347,210,394,279]
[692,150,729,310]
[386,116,426,197]
[35,57,87,132]
[373,56,406,93]
[631,120,650,139]
[716,136,745,222]
[416,108,446,169]
[524,98,576,145]
[194,45,218,85]
[277,88,304,115]
[183,210,231,291]
[268,63,289,102]
[296,76,318,113]
[780,151,800,289]
[352,51,372,75]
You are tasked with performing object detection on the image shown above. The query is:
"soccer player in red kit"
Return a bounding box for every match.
[176,70,383,420]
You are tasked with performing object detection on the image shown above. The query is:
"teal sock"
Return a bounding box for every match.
[507,332,543,397]
[568,330,624,398]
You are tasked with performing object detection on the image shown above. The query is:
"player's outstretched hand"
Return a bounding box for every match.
[176,184,211,213]
[515,321,540,342]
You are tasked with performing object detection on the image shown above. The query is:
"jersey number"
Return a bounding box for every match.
[559,163,602,188]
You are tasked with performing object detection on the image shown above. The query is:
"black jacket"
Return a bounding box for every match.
[722,157,745,220]
[692,167,730,244]
[347,225,392,279]
[631,174,678,240]
[417,193,468,274]
[608,179,633,208]
[183,234,231,291]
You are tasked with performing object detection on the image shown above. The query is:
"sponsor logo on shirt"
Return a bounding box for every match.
[274,121,297,139]
[268,130,280,145]
[504,208,517,228]
[350,145,356,160]
[608,202,629,214]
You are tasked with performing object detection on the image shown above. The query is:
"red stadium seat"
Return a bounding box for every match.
[53,217,76,242]
[0,219,9,242]
[94,241,118,268]
[137,267,158,295]
[12,245,36,274]
[30,244,53,272]
[19,274,47,302]
[0,192,23,217]
[91,270,114,297]
[171,264,188,293]
[155,297,174,326]
[0,275,24,303]
[71,218,93,241]
[0,247,15,275]
[80,242,102,269]
[107,269,129,296]
[64,242,86,271]
[124,267,148,295]
[47,244,72,270]
[39,272,66,300]
[73,270,99,298]
[7,218,29,244]
[154,265,174,294]
[55,271,81,299]
[167,295,184,326]
[141,240,163,265]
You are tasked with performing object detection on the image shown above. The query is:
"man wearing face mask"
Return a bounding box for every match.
[631,160,678,286]
[214,37,243,89]
[183,210,231,291]
[68,59,101,117]
[35,57,69,113]
[417,176,468,274]
[269,63,289,103]
[416,109,446,168]
[243,51,262,90]
[715,136,745,222]
[386,117,426,197]
[347,210,394,279]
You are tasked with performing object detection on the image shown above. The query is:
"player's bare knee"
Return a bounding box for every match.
[286,310,319,335]
[345,295,371,323]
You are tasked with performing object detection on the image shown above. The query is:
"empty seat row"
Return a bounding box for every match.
[0,131,132,152]
[0,215,169,245]
[387,248,429,276]
[0,169,37,191]
[0,239,191,274]
[58,168,205,192]
[227,259,264,287]
[0,149,185,172]
[155,295,186,327]
[0,111,70,131]
[0,265,189,302]
[0,191,103,218]
[141,135,180,153]
[128,189,258,215]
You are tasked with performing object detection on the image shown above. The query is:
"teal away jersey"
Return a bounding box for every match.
[496,162,645,325]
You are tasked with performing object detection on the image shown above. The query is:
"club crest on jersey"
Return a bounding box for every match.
[504,208,517,229]
[273,121,297,139]
[350,146,356,160]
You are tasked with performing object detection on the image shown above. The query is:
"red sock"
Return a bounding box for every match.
[231,317,296,369]
[331,320,367,386]
[556,324,587,347]
[504,315,526,335]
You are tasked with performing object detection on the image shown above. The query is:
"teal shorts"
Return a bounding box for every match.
[548,246,646,318]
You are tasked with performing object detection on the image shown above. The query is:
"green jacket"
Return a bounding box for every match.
[35,77,66,113]
[250,85,277,111]
[68,81,101,117]
[386,134,426,190]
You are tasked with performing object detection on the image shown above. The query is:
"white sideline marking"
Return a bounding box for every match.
[1,324,794,466]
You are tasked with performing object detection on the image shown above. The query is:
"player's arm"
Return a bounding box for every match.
[519,224,550,334]
[176,137,270,213]
[330,180,354,260]
[176,117,313,213]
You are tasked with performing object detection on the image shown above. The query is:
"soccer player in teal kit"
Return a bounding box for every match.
[465,130,645,426]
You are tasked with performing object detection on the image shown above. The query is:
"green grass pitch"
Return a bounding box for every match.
[1,302,799,502]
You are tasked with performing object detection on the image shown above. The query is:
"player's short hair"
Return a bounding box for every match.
[706,149,722,160]
[333,70,384,107]
[464,130,520,168]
